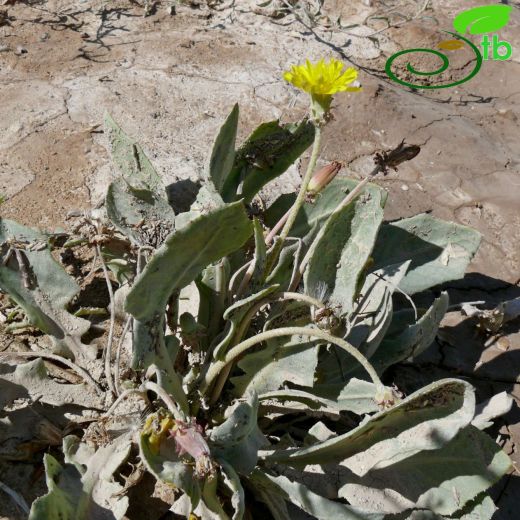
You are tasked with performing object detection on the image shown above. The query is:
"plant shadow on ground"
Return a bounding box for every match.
[388,271,520,520]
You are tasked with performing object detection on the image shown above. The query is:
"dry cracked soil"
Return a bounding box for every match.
[0,0,519,518]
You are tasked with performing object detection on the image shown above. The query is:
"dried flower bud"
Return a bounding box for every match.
[307,161,342,195]
[170,419,214,477]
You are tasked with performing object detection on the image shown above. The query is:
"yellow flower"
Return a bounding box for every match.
[283,58,361,122]
[283,58,361,96]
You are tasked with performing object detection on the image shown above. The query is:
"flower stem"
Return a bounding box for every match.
[207,291,327,405]
[264,125,322,277]
[200,326,383,397]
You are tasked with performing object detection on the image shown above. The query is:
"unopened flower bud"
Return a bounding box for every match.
[307,161,342,195]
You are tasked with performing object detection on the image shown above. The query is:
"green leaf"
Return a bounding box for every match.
[314,261,410,388]
[339,426,511,516]
[105,113,162,193]
[258,389,339,413]
[265,178,385,242]
[391,494,497,519]
[348,261,411,357]
[29,434,131,520]
[125,201,253,322]
[196,258,230,349]
[304,184,385,316]
[265,379,475,470]
[131,318,188,415]
[190,183,226,214]
[105,178,176,246]
[209,393,267,475]
[258,379,385,416]
[0,359,102,408]
[453,5,512,35]
[265,238,303,291]
[220,459,246,520]
[231,326,320,396]
[310,378,391,415]
[472,392,513,430]
[0,219,96,361]
[318,292,448,384]
[368,292,449,375]
[207,104,239,197]
[202,474,229,519]
[249,470,383,520]
[224,119,315,203]
[371,214,481,294]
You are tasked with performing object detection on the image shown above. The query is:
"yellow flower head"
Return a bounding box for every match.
[283,58,361,96]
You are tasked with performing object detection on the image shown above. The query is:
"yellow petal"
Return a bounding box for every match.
[283,58,362,97]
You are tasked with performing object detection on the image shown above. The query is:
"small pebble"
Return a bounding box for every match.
[15,45,27,55]
[401,184,409,191]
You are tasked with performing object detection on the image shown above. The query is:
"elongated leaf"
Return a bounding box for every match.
[190,183,225,214]
[347,261,411,357]
[105,113,162,193]
[305,183,385,316]
[196,258,230,349]
[265,379,475,471]
[391,494,497,519]
[125,201,253,321]
[105,178,175,247]
[258,379,385,416]
[0,219,96,360]
[223,119,315,203]
[249,470,383,520]
[472,392,513,430]
[371,214,481,294]
[265,237,304,291]
[339,426,511,516]
[0,359,102,408]
[320,292,447,391]
[29,434,131,520]
[209,393,267,475]
[231,326,320,396]
[220,459,246,520]
[310,378,389,415]
[202,474,229,519]
[368,292,449,374]
[265,179,387,292]
[258,389,338,412]
[453,5,512,35]
[265,178,385,241]
[131,318,188,415]
[207,104,239,197]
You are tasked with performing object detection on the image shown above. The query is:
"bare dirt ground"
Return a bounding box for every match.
[0,0,519,518]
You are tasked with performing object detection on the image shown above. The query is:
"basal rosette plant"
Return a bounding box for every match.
[0,59,512,519]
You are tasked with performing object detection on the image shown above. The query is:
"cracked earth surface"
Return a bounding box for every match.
[0,0,519,518]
